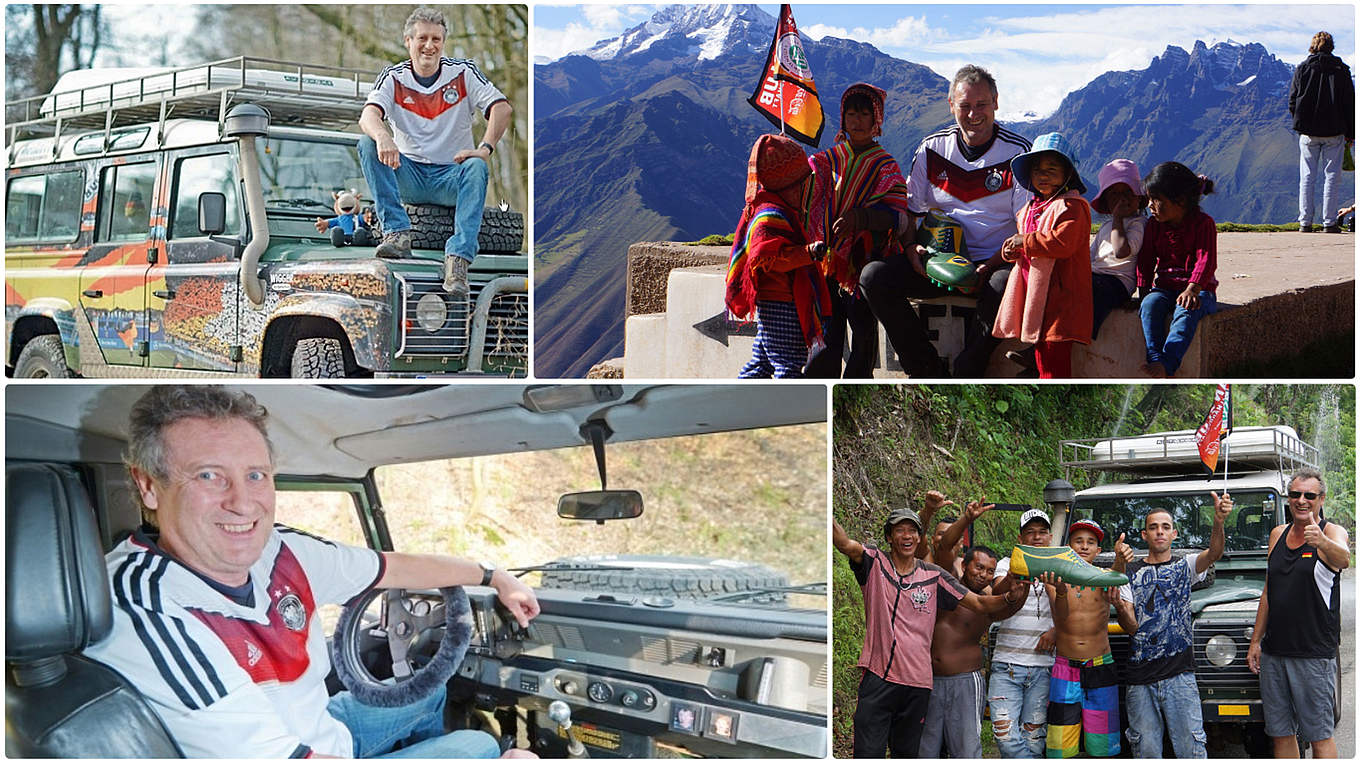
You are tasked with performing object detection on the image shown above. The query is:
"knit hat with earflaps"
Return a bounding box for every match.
[1010,132,1088,195]
[745,133,812,202]
[838,82,886,143]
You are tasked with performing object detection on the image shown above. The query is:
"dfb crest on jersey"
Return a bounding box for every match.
[443,87,462,105]
[985,168,1004,192]
[276,593,306,631]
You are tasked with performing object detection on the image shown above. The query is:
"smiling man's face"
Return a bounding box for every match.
[949,79,998,147]
[405,21,446,78]
[133,417,276,585]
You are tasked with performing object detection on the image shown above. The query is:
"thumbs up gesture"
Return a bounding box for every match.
[1113,532,1134,572]
[1302,508,1326,548]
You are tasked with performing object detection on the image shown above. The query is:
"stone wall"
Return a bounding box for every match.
[625,243,727,317]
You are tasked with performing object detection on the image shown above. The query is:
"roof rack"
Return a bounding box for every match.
[6,56,374,154]
[1060,426,1318,477]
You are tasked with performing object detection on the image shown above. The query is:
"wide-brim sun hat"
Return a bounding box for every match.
[1010,132,1088,195]
[1092,158,1147,215]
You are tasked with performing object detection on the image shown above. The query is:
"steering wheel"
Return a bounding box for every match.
[330,585,473,707]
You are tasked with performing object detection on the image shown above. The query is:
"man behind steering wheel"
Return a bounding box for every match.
[84,386,539,758]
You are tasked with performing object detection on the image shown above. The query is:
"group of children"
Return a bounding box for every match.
[726,84,1220,379]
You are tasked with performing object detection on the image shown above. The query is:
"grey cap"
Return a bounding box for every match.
[885,507,924,533]
[1020,508,1051,530]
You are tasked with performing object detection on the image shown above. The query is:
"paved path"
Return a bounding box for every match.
[1213,231,1353,304]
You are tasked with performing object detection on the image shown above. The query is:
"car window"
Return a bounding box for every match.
[6,170,84,244]
[170,152,239,239]
[98,162,157,243]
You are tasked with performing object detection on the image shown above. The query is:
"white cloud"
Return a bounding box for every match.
[804,15,949,51]
[534,4,659,62]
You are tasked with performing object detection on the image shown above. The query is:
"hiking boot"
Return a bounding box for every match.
[1321,224,1342,234]
[375,230,412,259]
[1009,545,1129,588]
[442,255,470,297]
[1300,224,1316,233]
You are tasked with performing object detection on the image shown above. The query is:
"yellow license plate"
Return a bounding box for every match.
[1218,705,1250,716]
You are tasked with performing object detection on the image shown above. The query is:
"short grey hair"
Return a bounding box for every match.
[404,7,448,40]
[1290,467,1327,497]
[951,64,998,101]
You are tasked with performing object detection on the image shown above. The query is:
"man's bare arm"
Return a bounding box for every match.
[915,490,951,559]
[359,105,401,170]
[833,520,865,563]
[455,100,513,164]
[380,552,539,627]
[1198,491,1232,573]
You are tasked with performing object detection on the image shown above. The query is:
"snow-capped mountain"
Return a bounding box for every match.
[575,4,772,62]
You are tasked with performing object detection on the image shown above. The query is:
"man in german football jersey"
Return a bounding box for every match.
[358,7,514,297]
[858,64,1031,377]
[1248,468,1349,758]
[84,386,539,758]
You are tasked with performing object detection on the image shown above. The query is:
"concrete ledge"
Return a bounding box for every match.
[626,243,727,317]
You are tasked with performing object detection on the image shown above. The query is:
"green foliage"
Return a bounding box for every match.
[686,234,734,246]
[1216,222,1305,232]
[830,384,1355,757]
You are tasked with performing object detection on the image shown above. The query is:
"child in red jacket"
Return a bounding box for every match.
[992,133,1093,378]
[726,134,831,378]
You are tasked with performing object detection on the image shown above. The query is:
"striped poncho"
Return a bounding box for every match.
[807,141,911,290]
[725,191,832,349]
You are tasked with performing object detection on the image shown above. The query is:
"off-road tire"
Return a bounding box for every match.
[290,337,346,378]
[405,204,524,253]
[539,555,788,601]
[14,334,75,378]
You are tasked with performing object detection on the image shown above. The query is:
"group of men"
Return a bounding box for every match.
[836,468,1347,758]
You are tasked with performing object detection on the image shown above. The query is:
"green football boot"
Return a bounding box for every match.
[1009,545,1129,588]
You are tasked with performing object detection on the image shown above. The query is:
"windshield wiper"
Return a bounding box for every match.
[508,561,635,577]
[266,197,332,209]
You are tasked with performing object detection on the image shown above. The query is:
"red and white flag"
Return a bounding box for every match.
[747,5,825,147]
[1195,384,1232,474]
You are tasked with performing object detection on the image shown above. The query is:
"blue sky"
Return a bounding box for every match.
[534,4,1356,119]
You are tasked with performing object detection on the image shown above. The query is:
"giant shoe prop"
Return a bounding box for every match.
[917,209,979,294]
[1009,545,1129,588]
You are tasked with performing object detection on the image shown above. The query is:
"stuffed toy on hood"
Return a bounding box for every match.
[314,189,375,247]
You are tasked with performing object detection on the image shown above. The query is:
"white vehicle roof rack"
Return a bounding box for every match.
[1060,425,1318,476]
[6,56,373,156]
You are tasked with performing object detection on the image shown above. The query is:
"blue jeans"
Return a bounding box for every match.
[1125,672,1208,758]
[987,660,1050,758]
[1139,288,1216,375]
[1298,134,1346,227]
[357,136,488,262]
[327,689,500,758]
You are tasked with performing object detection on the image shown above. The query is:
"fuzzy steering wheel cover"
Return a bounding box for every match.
[331,585,473,707]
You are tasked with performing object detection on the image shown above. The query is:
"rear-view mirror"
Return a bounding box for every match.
[557,490,644,521]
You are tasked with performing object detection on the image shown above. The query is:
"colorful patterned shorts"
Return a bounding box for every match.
[1045,652,1120,757]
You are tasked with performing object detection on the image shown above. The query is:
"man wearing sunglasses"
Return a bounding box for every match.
[1111,492,1232,758]
[1247,469,1349,759]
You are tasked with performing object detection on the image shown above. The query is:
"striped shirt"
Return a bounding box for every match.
[850,548,966,689]
[85,527,383,758]
[991,556,1055,667]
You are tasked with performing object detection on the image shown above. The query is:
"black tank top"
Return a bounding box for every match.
[1263,519,1342,657]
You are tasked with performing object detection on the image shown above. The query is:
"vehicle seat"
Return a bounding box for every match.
[5,462,183,758]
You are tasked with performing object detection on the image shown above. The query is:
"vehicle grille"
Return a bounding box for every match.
[397,276,527,361]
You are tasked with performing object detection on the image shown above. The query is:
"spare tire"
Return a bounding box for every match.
[538,555,787,600]
[405,204,524,253]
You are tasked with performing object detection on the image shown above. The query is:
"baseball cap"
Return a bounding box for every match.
[884,507,924,533]
[1019,508,1051,530]
[1069,518,1105,543]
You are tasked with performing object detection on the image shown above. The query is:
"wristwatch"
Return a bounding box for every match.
[478,560,496,587]
[479,141,495,155]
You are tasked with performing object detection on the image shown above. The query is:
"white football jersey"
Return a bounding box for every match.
[366,58,507,165]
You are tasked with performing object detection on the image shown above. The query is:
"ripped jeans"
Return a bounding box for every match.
[987,660,1051,758]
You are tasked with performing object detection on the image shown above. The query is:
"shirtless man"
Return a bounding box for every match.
[920,501,1019,757]
[1038,518,1138,759]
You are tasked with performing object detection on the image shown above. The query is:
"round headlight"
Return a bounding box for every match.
[415,293,447,332]
[1206,635,1237,666]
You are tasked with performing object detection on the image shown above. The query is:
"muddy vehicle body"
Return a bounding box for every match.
[1055,425,1334,755]
[5,58,527,378]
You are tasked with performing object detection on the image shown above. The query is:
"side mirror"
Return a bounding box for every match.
[198,192,227,235]
[557,490,644,522]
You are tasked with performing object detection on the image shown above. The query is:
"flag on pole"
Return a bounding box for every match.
[747,5,825,147]
[1195,384,1231,475]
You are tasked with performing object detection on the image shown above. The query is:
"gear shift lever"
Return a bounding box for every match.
[548,700,588,758]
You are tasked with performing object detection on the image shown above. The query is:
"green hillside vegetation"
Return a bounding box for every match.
[831,384,1355,758]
